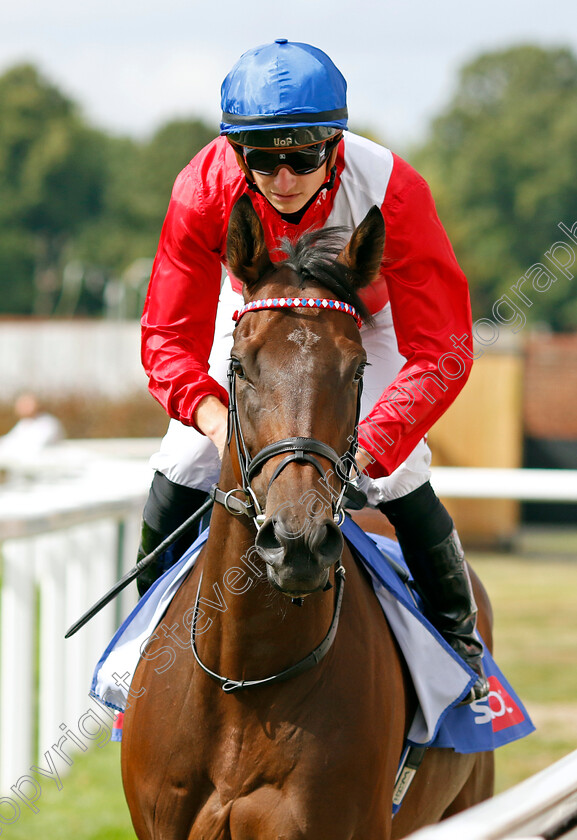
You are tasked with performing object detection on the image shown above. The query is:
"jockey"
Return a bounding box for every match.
[139,39,489,703]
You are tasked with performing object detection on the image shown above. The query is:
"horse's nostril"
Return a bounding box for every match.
[256,514,343,576]
[255,520,283,558]
[310,520,344,564]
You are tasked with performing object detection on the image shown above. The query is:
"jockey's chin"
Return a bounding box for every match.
[250,165,329,214]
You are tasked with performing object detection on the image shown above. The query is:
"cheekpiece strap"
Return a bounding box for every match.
[233,297,363,329]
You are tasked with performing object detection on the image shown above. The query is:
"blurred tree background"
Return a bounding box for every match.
[412,44,577,331]
[0,44,576,327]
[0,64,215,317]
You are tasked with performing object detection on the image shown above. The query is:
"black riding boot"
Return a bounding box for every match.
[379,482,489,704]
[136,472,210,597]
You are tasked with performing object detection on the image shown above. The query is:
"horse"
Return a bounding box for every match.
[121,196,494,839]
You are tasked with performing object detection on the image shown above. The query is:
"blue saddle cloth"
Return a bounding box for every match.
[92,516,534,756]
[339,517,535,754]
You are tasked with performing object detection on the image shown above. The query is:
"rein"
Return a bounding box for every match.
[198,296,363,693]
[190,562,346,693]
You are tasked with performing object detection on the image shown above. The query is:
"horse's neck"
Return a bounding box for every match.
[197,458,337,681]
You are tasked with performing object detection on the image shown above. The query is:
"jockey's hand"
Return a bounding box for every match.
[343,447,373,510]
[193,395,228,460]
[348,447,387,508]
[355,447,373,473]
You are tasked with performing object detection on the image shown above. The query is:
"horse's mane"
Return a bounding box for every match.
[276,227,374,326]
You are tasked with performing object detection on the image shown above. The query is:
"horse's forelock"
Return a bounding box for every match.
[272,227,374,325]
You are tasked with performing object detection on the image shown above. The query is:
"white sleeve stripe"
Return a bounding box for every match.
[326,132,394,230]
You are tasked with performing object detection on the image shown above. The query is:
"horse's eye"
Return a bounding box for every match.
[353,363,367,383]
[231,358,247,380]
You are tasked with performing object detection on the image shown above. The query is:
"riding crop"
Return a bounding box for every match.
[64,497,214,639]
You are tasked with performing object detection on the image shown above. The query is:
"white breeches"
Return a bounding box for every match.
[149,278,431,504]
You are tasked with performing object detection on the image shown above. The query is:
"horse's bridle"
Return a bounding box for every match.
[211,355,362,529]
[196,297,364,693]
[190,564,346,693]
[211,299,364,530]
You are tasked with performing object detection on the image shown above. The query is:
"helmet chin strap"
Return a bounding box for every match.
[326,140,340,172]
[243,169,337,226]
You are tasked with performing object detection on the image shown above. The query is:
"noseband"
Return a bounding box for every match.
[211,297,364,530]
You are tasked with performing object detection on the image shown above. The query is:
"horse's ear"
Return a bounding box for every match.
[227,195,274,296]
[339,205,385,288]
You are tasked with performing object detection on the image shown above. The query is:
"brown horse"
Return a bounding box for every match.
[121,197,494,839]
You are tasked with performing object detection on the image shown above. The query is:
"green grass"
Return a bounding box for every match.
[4,548,575,837]
[3,742,135,839]
[470,550,577,792]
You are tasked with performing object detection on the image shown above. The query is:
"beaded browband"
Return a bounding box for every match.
[232,297,363,329]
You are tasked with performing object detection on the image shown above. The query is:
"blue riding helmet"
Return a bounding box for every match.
[220,38,348,147]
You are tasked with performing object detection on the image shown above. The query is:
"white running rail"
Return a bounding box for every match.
[431,467,577,502]
[406,748,577,839]
[0,443,151,793]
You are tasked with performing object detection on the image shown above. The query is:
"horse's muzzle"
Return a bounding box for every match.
[255,513,344,596]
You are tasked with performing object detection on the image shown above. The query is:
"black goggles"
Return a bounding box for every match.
[240,141,332,176]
